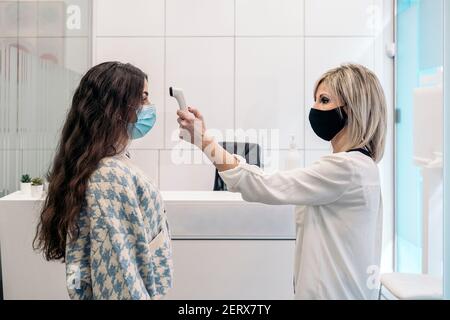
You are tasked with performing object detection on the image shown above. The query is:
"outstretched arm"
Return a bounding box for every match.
[176,107,239,172]
[176,107,354,206]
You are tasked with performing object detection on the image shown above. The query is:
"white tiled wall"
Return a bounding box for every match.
[236,0,304,36]
[159,150,216,191]
[165,37,234,148]
[166,0,234,36]
[94,0,389,191]
[236,37,304,149]
[96,0,165,36]
[305,0,378,36]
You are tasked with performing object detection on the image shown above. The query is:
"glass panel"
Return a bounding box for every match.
[444,0,450,300]
[0,41,20,196]
[396,0,444,280]
[0,1,91,197]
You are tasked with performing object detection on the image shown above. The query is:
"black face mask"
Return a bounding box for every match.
[308,106,348,141]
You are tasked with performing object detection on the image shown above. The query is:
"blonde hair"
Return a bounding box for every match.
[314,63,387,163]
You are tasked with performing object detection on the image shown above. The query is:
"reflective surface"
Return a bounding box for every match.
[0,1,91,196]
[396,0,444,280]
[444,0,450,300]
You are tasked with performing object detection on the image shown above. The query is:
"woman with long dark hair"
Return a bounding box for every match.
[33,62,173,300]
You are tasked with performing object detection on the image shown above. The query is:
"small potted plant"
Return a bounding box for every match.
[30,177,44,198]
[20,174,32,194]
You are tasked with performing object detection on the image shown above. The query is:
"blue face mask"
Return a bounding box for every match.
[128,104,156,140]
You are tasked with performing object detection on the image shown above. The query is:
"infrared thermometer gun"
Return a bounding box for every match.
[169,87,187,110]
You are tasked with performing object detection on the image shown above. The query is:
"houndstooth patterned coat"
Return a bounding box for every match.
[65,154,173,300]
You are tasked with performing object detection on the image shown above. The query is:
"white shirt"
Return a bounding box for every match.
[219,151,383,300]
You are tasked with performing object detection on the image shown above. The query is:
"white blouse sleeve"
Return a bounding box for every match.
[218,154,355,206]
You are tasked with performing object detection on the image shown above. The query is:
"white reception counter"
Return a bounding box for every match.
[0,191,295,300]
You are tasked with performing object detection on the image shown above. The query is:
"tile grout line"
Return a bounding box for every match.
[127,148,325,152]
[233,0,237,132]
[16,2,21,190]
[91,35,377,39]
[161,0,167,188]
[303,0,307,167]
[158,149,161,189]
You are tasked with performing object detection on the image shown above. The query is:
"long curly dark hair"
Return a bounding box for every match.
[33,61,148,261]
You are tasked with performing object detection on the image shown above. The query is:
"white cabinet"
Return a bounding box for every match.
[166,240,295,300]
[0,191,296,300]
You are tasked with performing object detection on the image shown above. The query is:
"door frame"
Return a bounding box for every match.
[443,0,450,300]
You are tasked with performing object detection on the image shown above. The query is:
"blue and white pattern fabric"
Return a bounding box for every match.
[65,154,173,300]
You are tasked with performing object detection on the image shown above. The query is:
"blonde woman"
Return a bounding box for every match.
[177,64,387,300]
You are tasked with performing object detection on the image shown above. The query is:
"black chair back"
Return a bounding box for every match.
[213,142,262,191]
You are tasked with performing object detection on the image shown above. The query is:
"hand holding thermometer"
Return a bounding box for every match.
[169,87,187,110]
